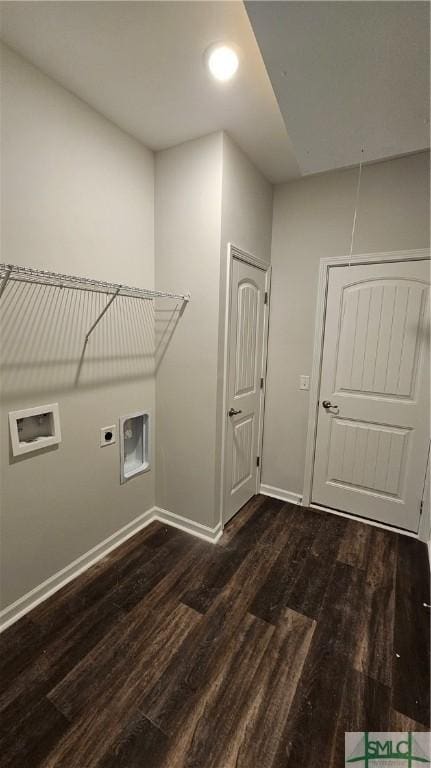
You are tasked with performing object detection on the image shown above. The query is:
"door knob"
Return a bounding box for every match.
[228,408,242,417]
[322,400,339,412]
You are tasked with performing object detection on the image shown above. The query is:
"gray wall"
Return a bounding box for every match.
[220,133,273,264]
[155,132,273,529]
[155,133,223,528]
[262,151,431,497]
[0,45,156,608]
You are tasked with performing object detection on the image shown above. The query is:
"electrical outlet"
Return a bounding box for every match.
[299,375,310,391]
[100,425,116,447]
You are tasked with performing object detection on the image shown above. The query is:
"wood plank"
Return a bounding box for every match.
[182,497,294,614]
[0,590,125,714]
[362,527,398,587]
[230,609,315,768]
[0,496,418,768]
[310,510,347,559]
[39,603,201,768]
[282,554,336,620]
[1,532,196,713]
[336,524,398,687]
[352,577,395,687]
[0,694,69,768]
[98,711,168,768]
[219,493,268,547]
[48,592,201,721]
[160,612,275,768]
[31,525,188,632]
[180,546,238,615]
[140,504,295,735]
[30,522,166,628]
[0,616,52,692]
[338,518,398,584]
[303,561,394,687]
[278,656,393,768]
[337,518,372,569]
[46,537,208,722]
[390,708,431,732]
[250,511,328,624]
[392,535,430,726]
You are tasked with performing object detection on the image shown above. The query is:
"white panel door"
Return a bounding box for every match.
[312,259,430,531]
[224,258,266,524]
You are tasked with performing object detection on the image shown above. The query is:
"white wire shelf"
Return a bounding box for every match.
[0,263,190,303]
[0,262,190,355]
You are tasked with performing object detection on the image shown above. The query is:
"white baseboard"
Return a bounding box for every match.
[0,505,221,633]
[260,483,302,505]
[0,507,157,633]
[154,506,222,544]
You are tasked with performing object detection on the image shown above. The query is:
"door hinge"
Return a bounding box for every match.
[260,377,264,389]
[256,456,260,467]
[420,500,424,515]
[264,291,268,305]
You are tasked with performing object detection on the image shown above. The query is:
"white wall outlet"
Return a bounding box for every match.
[100,425,116,447]
[299,375,310,391]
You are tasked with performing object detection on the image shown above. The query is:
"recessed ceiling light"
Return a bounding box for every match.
[206,44,239,82]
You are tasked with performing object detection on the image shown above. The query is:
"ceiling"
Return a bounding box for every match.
[1,1,429,183]
[0,1,300,183]
[246,1,430,175]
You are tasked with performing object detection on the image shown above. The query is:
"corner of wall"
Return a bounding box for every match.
[154,131,224,530]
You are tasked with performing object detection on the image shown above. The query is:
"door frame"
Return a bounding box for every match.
[219,243,272,529]
[302,248,430,540]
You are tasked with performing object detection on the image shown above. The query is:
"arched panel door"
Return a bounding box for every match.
[312,259,430,531]
[224,258,267,524]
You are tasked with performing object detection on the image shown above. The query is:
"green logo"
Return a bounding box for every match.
[345,732,430,767]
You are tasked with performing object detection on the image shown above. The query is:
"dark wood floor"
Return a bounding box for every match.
[1,495,430,768]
